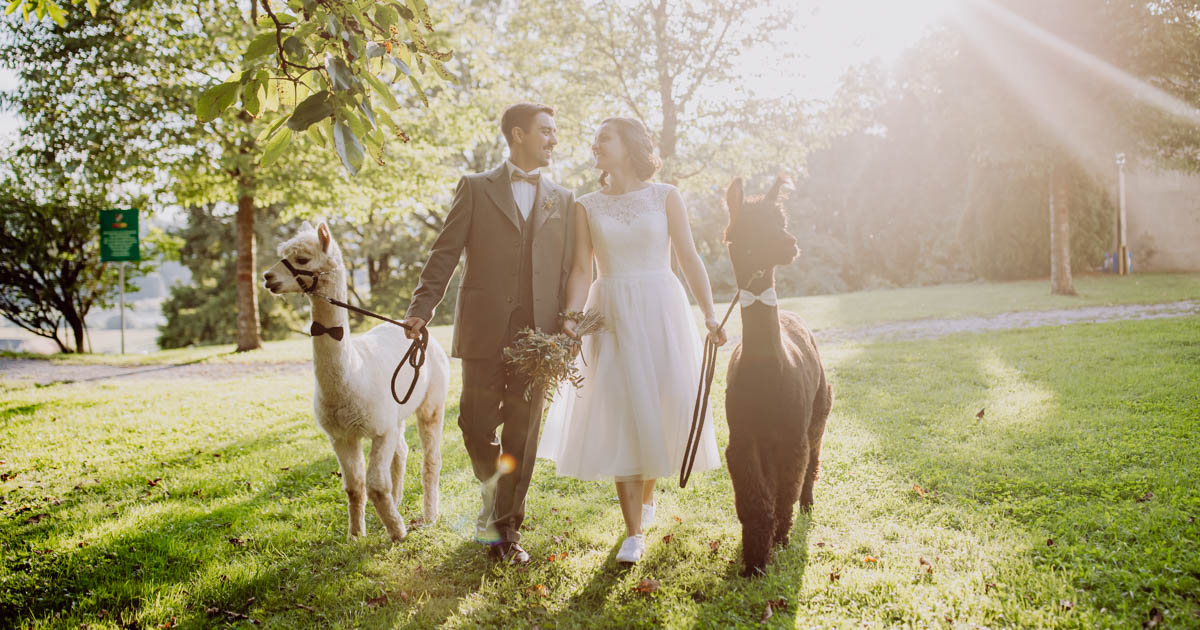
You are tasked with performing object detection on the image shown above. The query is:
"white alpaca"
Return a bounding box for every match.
[263,221,450,541]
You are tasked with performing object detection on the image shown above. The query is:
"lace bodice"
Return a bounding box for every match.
[580,183,674,278]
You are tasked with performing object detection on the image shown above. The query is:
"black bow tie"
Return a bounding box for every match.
[311,321,344,341]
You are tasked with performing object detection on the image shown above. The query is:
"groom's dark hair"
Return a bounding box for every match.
[501,103,555,145]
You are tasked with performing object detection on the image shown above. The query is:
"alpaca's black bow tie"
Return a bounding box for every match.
[310,321,344,341]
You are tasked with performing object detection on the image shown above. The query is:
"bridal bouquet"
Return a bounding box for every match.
[504,310,606,402]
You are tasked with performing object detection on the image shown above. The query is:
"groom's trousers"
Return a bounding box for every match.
[459,311,545,545]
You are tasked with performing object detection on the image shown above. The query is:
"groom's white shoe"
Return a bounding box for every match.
[616,534,645,564]
[641,503,656,531]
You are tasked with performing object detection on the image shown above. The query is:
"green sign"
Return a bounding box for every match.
[100,209,139,262]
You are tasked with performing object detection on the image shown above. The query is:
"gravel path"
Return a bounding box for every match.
[2,300,1196,385]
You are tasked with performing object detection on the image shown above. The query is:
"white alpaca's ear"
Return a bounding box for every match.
[317,222,331,252]
[726,178,744,218]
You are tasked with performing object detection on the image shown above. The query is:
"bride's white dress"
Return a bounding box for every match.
[537,182,720,481]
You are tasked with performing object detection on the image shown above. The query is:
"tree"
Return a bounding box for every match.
[0,157,140,352]
[158,204,304,348]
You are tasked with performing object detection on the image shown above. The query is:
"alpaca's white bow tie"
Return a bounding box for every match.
[738,287,778,308]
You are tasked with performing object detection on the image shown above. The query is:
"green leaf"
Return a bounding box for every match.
[46,0,65,26]
[283,35,307,61]
[363,72,399,110]
[393,1,414,22]
[325,54,357,92]
[430,60,455,84]
[358,95,377,131]
[294,21,319,41]
[408,75,428,107]
[85,0,97,16]
[260,127,292,167]
[407,0,430,29]
[333,120,364,175]
[4,0,20,16]
[255,113,290,143]
[324,13,339,38]
[306,122,325,148]
[388,55,410,77]
[286,90,334,131]
[244,32,277,61]
[339,106,366,140]
[242,81,262,117]
[196,82,240,123]
[301,0,317,14]
[365,41,385,59]
[375,4,398,30]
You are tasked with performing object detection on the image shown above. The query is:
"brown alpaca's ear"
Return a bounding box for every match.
[766,176,793,206]
[317,222,331,252]
[726,178,744,218]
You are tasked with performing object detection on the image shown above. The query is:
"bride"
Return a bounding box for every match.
[537,117,725,563]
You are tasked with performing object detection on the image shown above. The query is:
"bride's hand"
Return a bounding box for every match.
[562,318,579,340]
[705,317,727,346]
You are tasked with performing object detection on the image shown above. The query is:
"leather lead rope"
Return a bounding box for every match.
[680,296,738,488]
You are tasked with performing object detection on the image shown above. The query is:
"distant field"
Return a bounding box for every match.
[5,271,1195,365]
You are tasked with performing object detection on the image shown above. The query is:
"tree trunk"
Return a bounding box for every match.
[235,173,263,352]
[652,0,677,161]
[1049,163,1076,296]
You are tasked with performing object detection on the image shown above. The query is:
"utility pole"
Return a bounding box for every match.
[1115,152,1129,275]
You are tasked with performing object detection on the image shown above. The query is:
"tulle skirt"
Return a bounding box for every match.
[537,269,721,481]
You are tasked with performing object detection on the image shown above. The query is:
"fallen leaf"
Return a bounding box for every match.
[279,467,290,471]
[24,513,49,525]
[77,541,88,548]
[147,478,161,487]
[633,579,660,594]
[527,584,549,597]
[295,604,315,613]
[816,542,825,548]
[366,593,389,608]
[160,616,177,628]
[552,535,563,544]
[709,540,721,552]
[1144,606,1163,628]
[211,453,221,458]
[913,484,927,497]
[985,582,997,594]
[1046,538,1055,547]
[976,407,985,420]
[673,515,682,523]
[1060,600,1074,611]
[228,537,245,546]
[1136,491,1154,503]
[1,472,17,482]
[662,534,674,544]
[760,602,774,623]
[919,557,931,566]
[863,555,877,563]
[829,571,840,582]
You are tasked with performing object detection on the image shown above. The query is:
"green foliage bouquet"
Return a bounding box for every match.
[503,310,605,402]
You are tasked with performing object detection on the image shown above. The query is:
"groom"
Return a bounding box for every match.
[403,103,575,563]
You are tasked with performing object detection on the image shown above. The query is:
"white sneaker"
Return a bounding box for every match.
[641,503,656,531]
[616,534,645,563]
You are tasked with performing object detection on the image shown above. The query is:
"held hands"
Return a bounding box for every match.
[705,316,727,347]
[401,315,427,340]
[561,319,582,359]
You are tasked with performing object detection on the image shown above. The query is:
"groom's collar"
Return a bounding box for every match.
[488,162,550,185]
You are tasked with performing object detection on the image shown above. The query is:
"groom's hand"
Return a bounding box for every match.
[402,316,427,339]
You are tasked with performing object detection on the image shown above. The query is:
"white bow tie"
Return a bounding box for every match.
[738,287,778,308]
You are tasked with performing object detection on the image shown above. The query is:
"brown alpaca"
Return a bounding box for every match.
[723,177,833,578]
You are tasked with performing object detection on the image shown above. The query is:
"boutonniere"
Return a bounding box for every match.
[542,193,558,217]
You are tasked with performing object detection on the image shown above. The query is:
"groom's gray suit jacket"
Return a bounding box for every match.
[407,163,576,359]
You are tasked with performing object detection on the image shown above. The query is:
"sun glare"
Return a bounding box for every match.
[742,0,954,100]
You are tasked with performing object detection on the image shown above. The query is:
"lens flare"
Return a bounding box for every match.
[497,454,517,475]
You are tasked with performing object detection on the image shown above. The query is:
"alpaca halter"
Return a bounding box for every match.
[277,255,428,405]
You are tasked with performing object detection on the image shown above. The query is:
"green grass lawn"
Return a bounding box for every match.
[3,313,1197,628]
[4,272,1196,366]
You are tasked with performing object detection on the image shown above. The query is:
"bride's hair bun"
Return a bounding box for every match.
[599,117,662,186]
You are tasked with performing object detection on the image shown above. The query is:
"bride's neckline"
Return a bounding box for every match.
[598,183,653,197]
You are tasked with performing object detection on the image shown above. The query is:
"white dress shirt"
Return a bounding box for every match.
[506,160,539,221]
